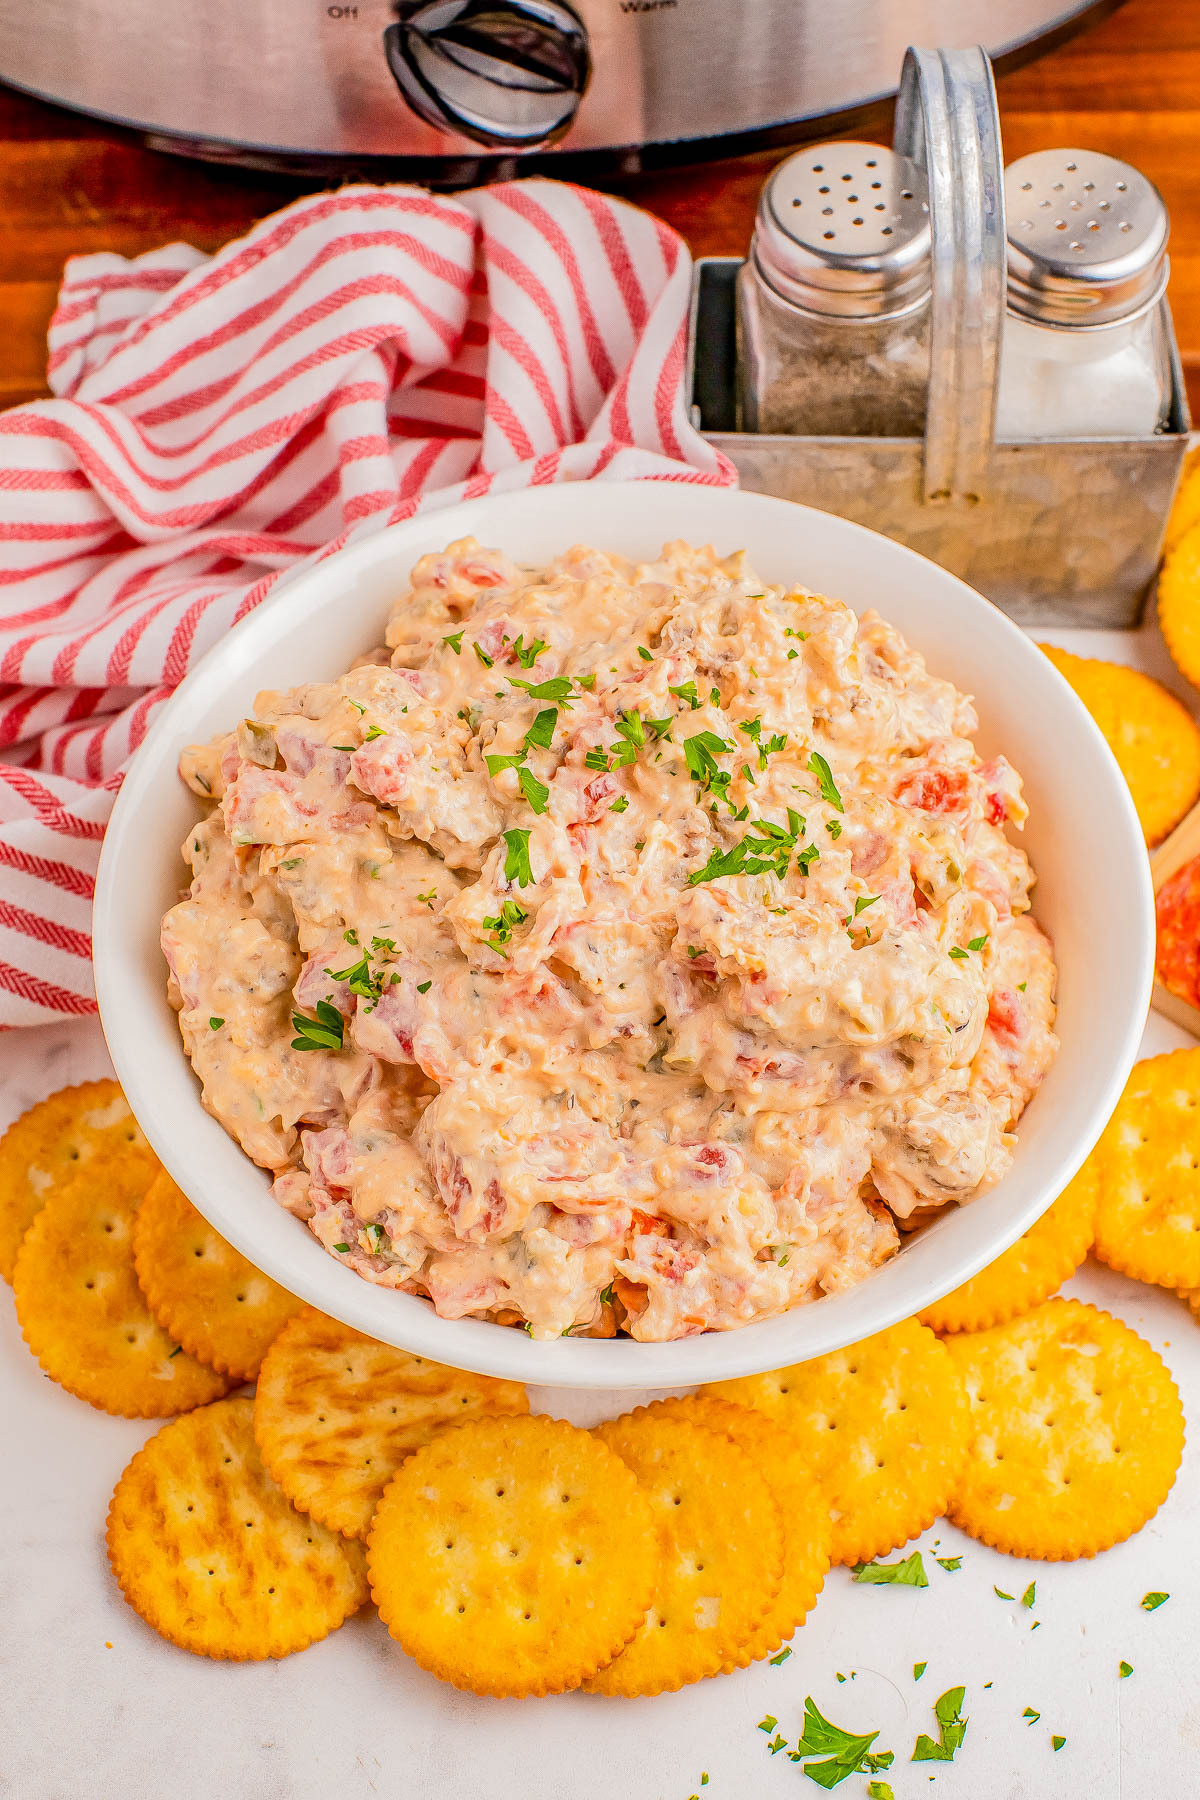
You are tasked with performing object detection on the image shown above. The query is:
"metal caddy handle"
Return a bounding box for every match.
[893,46,1006,507]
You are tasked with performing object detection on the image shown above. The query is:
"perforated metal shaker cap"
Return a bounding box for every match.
[752,143,932,319]
[1005,150,1169,328]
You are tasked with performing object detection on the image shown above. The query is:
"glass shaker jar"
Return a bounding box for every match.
[736,143,933,437]
[996,150,1173,440]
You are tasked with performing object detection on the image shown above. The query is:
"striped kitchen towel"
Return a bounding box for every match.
[0,179,734,1026]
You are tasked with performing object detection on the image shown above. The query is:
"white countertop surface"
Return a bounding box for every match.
[3,616,1198,1800]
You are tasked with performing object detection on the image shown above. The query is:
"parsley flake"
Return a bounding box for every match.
[1021,1581,1037,1608]
[610,795,629,813]
[209,1016,224,1031]
[1142,1591,1169,1611]
[852,1551,928,1588]
[364,724,385,741]
[808,750,843,812]
[866,1786,894,1800]
[912,1687,968,1764]
[1119,1661,1133,1678]
[968,933,989,952]
[758,1717,778,1735]
[1023,1708,1041,1725]
[913,1662,927,1681]
[790,1696,891,1789]
[503,828,534,887]
[472,640,494,667]
[518,766,549,814]
[670,680,701,710]
[482,899,528,957]
[524,707,558,751]
[769,1647,792,1666]
[416,889,437,908]
[637,645,653,662]
[936,1556,962,1573]
[826,819,842,840]
[994,1587,1015,1601]
[854,894,880,918]
[509,674,573,704]
[1053,1736,1066,1752]
[291,1001,344,1053]
[416,980,432,995]
[511,633,546,669]
[333,1242,350,1253]
[442,630,464,654]
[948,946,969,960]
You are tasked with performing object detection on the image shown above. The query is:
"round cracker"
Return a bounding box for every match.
[107,1395,368,1659]
[702,1318,968,1567]
[1093,1047,1200,1290]
[254,1307,529,1539]
[920,1160,1098,1334]
[0,1080,154,1282]
[1160,522,1200,691]
[945,1298,1184,1560]
[369,1414,656,1696]
[642,1394,830,1666]
[134,1172,302,1381]
[1038,644,1200,846]
[13,1159,232,1417]
[584,1410,784,1696]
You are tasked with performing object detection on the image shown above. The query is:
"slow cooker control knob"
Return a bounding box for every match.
[384,0,591,150]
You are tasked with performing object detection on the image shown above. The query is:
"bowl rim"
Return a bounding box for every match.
[94,479,1153,1387]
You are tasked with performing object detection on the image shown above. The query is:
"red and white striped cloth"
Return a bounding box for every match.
[0,179,734,1027]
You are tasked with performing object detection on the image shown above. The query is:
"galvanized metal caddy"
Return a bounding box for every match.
[687,46,1190,628]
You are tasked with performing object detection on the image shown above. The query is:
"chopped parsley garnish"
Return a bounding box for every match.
[936,1556,962,1572]
[826,819,842,840]
[912,1687,968,1763]
[787,649,798,660]
[332,744,355,753]
[485,751,525,777]
[808,750,843,812]
[281,857,302,869]
[785,625,809,641]
[364,724,386,741]
[525,707,558,751]
[1021,1581,1036,1608]
[637,645,653,661]
[913,1662,927,1681]
[416,980,432,995]
[1142,1591,1169,1611]
[866,1786,894,1800]
[852,1551,928,1588]
[610,795,629,813]
[1018,979,1027,991]
[576,673,596,691]
[365,1223,387,1253]
[508,674,573,704]
[1023,1708,1041,1725]
[344,928,359,944]
[503,827,534,887]
[684,730,734,792]
[789,1697,892,1788]
[416,889,436,908]
[769,1647,792,1666]
[481,899,528,957]
[442,630,464,654]
[854,894,880,918]
[1053,1736,1066,1752]
[472,640,494,667]
[598,1281,615,1306]
[325,953,386,1006]
[208,1016,224,1030]
[968,933,988,952]
[689,810,816,887]
[710,686,721,706]
[670,680,701,710]
[291,1001,344,1053]
[1119,1661,1133,1678]
[333,1242,350,1253]
[757,1717,778,1735]
[584,747,611,772]
[948,947,969,961]
[371,936,395,952]
[518,766,549,814]
[511,633,546,669]
[994,1587,1014,1601]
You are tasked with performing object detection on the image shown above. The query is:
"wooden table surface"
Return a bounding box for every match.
[0,0,1196,414]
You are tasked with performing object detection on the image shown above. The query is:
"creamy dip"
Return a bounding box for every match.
[163,538,1057,1341]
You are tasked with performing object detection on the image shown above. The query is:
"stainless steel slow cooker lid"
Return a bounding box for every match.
[0,0,1128,179]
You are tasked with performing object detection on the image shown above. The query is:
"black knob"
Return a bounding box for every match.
[384,1,591,150]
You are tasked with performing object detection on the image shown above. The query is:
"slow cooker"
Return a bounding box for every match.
[0,0,1121,183]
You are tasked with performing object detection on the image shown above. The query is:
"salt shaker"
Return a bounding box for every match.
[996,150,1173,440]
[736,143,933,437]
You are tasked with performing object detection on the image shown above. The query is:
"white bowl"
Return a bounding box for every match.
[94,481,1152,1388]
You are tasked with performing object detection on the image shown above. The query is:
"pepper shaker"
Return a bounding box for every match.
[996,150,1173,440]
[736,143,933,437]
